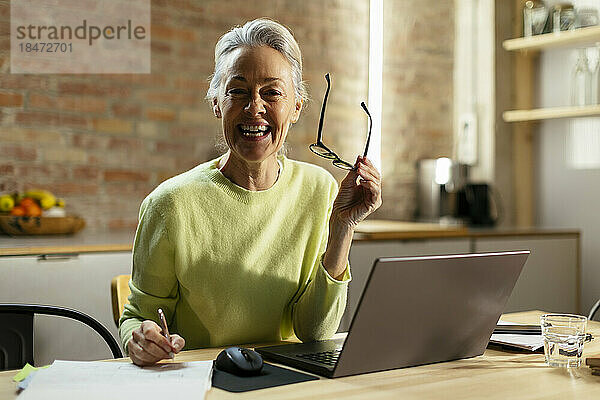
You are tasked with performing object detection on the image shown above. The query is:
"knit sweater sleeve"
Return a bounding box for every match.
[291,177,352,342]
[118,192,179,354]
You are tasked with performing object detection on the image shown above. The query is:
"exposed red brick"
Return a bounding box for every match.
[0,3,9,18]
[0,19,8,36]
[175,157,199,172]
[151,25,196,42]
[111,103,141,118]
[109,137,144,150]
[2,144,37,161]
[153,0,204,13]
[15,111,87,128]
[169,126,200,137]
[142,92,197,106]
[30,94,106,113]
[106,182,153,197]
[108,218,139,231]
[146,108,176,122]
[0,92,24,107]
[0,164,14,175]
[0,38,9,51]
[16,164,70,180]
[93,119,133,134]
[51,183,99,195]
[0,76,52,90]
[156,171,176,183]
[103,170,150,182]
[155,141,188,153]
[58,81,130,97]
[173,77,208,91]
[72,133,110,150]
[103,74,168,87]
[150,42,172,54]
[0,179,18,192]
[73,166,100,180]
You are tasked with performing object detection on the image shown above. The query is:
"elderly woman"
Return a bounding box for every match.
[119,18,382,366]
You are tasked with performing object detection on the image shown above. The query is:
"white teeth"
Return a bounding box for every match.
[242,131,267,137]
[240,125,268,132]
[240,124,270,137]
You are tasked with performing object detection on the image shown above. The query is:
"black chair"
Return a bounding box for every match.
[589,299,600,322]
[0,304,123,371]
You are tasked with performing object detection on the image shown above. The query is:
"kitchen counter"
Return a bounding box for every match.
[353,220,580,241]
[0,230,135,256]
[0,220,579,256]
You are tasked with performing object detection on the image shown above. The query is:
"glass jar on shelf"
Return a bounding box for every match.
[546,3,576,33]
[576,7,599,28]
[524,0,548,37]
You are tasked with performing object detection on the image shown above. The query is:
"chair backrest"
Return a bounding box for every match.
[111,274,131,327]
[589,299,600,321]
[0,304,123,371]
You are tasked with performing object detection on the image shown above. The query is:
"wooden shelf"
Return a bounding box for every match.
[503,25,600,52]
[503,105,600,122]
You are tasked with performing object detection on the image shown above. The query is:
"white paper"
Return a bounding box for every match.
[489,333,544,351]
[490,320,544,351]
[18,360,213,400]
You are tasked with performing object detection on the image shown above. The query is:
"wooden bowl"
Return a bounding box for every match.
[0,215,86,235]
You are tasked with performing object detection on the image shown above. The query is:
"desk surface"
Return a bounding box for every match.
[1,311,599,399]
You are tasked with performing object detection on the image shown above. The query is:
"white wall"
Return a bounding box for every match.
[537,47,600,315]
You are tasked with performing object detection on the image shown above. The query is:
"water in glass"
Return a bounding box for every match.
[541,314,587,368]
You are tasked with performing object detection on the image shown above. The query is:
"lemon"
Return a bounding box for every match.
[0,195,14,212]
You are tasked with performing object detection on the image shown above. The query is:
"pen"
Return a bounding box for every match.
[157,308,174,359]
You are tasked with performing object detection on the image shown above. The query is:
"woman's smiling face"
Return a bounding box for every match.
[213,45,302,166]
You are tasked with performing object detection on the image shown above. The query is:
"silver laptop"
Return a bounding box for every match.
[256,251,530,378]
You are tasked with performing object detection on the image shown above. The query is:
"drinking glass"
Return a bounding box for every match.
[541,313,587,368]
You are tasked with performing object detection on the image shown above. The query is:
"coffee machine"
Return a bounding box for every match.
[415,158,470,224]
[415,158,497,226]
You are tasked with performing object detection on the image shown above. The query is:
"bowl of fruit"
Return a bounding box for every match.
[0,190,85,235]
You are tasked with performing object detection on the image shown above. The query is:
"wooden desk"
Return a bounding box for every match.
[1,311,599,399]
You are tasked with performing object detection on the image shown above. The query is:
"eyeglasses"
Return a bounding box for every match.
[309,73,372,170]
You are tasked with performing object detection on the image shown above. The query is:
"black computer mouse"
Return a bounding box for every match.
[215,346,264,376]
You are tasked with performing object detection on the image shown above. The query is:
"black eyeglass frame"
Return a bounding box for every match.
[309,73,372,170]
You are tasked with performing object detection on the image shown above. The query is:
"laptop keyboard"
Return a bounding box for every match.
[297,349,341,366]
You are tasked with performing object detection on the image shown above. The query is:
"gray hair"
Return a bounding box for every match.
[206,18,308,104]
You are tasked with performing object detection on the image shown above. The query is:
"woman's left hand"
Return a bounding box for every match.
[331,156,382,229]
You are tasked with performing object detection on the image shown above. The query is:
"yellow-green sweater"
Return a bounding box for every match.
[119,155,351,352]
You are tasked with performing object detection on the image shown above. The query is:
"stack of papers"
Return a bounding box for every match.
[17,360,213,400]
[489,320,544,352]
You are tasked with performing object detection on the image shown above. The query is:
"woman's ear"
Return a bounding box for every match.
[291,99,303,123]
[213,99,222,118]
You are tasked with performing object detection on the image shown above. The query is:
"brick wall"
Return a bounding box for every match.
[0,0,452,231]
[377,0,455,220]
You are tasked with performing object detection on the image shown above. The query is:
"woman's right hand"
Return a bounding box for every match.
[128,320,185,366]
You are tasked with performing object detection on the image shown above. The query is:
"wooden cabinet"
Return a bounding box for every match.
[0,252,132,366]
[340,233,579,332]
[473,235,579,314]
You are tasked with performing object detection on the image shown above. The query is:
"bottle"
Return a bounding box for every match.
[571,48,592,106]
[592,47,600,104]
